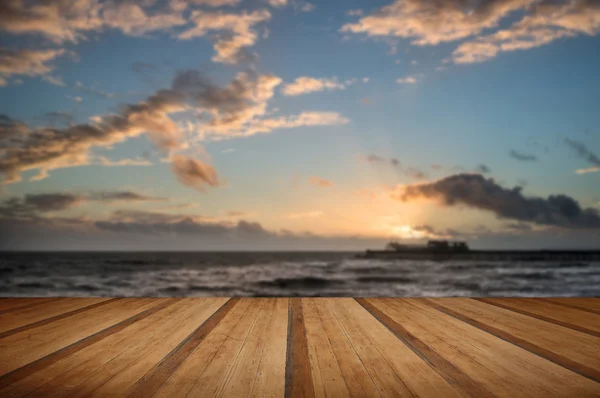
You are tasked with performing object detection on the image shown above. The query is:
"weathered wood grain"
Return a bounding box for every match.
[0,297,598,397]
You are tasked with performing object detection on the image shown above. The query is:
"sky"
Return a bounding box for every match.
[0,0,599,250]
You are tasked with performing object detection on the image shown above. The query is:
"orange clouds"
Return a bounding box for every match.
[171,154,220,191]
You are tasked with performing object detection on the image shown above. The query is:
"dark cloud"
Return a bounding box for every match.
[475,164,491,174]
[509,150,538,162]
[0,191,165,219]
[565,138,600,167]
[171,154,220,191]
[87,191,166,202]
[24,193,82,212]
[394,173,600,229]
[365,154,400,167]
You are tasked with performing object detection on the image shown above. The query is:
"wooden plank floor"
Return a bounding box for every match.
[0,298,599,397]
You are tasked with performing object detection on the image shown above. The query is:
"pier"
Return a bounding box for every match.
[360,250,600,261]
[0,297,599,396]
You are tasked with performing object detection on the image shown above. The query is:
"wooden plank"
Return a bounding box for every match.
[539,298,600,315]
[0,298,183,397]
[0,298,164,376]
[220,299,278,397]
[285,298,314,398]
[182,298,264,397]
[152,297,252,397]
[425,298,600,382]
[357,298,493,398]
[61,298,230,397]
[303,298,350,398]
[477,298,600,337]
[315,298,392,397]
[125,297,237,397]
[377,298,600,397]
[0,298,117,338]
[334,298,463,398]
[0,298,63,315]
[252,298,288,398]
[0,299,173,390]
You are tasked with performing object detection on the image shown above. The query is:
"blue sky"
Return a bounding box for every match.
[0,0,599,250]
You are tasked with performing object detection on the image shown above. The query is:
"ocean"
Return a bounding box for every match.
[1,252,599,297]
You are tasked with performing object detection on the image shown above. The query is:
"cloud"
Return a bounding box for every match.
[298,2,315,12]
[565,138,600,173]
[281,77,347,96]
[171,154,220,191]
[396,76,417,84]
[341,0,534,45]
[309,176,333,187]
[1,69,347,185]
[232,112,349,139]
[509,149,538,162]
[575,167,600,175]
[341,1,600,64]
[22,193,82,213]
[75,81,115,98]
[102,2,187,36]
[0,190,165,219]
[0,81,186,183]
[364,154,401,168]
[96,156,153,166]
[347,9,363,16]
[86,191,166,202]
[0,0,186,44]
[42,75,65,86]
[184,0,241,7]
[453,0,600,64]
[393,173,600,229]
[178,9,271,64]
[475,164,491,174]
[284,211,323,219]
[93,209,272,238]
[0,47,66,85]
[267,0,287,7]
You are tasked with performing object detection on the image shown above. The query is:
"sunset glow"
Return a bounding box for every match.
[0,0,599,250]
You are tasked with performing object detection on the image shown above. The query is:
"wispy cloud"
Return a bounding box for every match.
[341,0,600,65]
[396,76,417,84]
[0,69,346,184]
[75,81,115,98]
[282,76,346,96]
[565,138,600,174]
[178,9,271,64]
[96,156,152,167]
[0,47,66,86]
[509,149,538,162]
